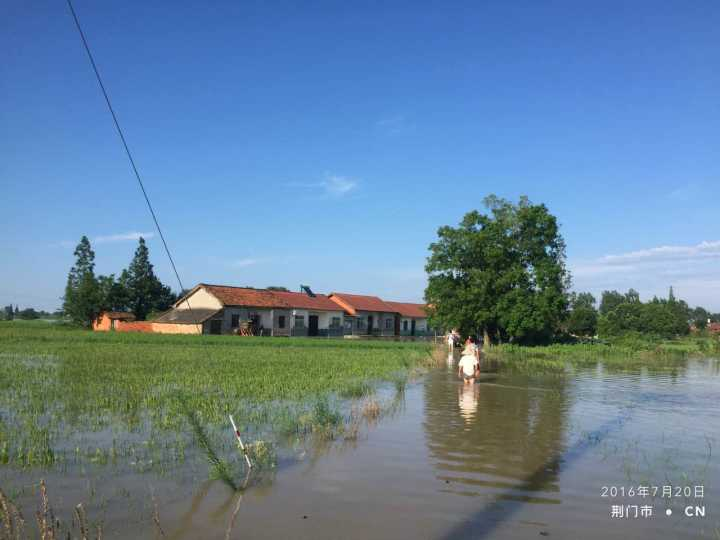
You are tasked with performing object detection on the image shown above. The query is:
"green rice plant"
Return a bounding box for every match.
[310,399,343,433]
[178,395,238,491]
[339,380,374,399]
[0,322,431,472]
[244,440,276,469]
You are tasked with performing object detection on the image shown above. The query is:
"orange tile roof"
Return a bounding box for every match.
[270,290,344,311]
[329,293,397,315]
[383,301,428,318]
[199,284,342,311]
[201,285,279,307]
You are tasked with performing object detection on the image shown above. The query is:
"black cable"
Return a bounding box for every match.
[65,0,192,309]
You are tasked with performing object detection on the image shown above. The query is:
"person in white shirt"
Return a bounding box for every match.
[457,342,479,384]
[447,331,456,351]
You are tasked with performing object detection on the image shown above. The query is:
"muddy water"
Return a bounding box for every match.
[5,356,720,539]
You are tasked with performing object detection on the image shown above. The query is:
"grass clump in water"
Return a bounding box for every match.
[339,380,374,399]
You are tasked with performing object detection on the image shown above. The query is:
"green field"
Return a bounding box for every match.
[0,321,432,471]
[486,334,720,372]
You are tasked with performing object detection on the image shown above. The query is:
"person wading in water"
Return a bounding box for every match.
[458,338,479,384]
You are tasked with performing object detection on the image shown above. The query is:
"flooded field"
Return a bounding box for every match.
[2,352,718,539]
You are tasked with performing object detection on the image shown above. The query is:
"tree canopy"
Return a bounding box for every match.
[566,292,598,337]
[61,236,176,326]
[597,288,691,339]
[124,238,176,320]
[425,195,570,345]
[63,236,102,327]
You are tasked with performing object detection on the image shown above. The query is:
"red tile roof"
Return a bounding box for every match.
[201,285,279,307]
[198,284,342,311]
[270,290,344,311]
[383,301,428,318]
[329,293,397,316]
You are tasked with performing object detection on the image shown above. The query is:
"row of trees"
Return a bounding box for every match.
[63,236,176,327]
[2,305,58,320]
[425,195,717,344]
[564,287,718,339]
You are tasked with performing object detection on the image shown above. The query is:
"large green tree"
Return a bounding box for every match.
[597,287,690,339]
[567,292,598,337]
[97,270,133,312]
[599,289,639,315]
[63,236,102,327]
[425,195,570,345]
[125,237,175,320]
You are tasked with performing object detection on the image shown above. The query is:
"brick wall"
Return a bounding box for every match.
[115,321,155,333]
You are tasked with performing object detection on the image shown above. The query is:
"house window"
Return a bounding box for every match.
[231,314,240,328]
[278,315,286,329]
[331,317,341,328]
[403,320,408,331]
[385,318,392,329]
[356,319,362,329]
[294,315,305,328]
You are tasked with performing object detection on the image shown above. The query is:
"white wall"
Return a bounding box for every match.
[178,288,222,310]
[222,307,248,333]
[291,310,344,329]
[400,317,428,334]
[317,310,345,328]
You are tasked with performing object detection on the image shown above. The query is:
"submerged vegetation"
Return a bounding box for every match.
[0,322,433,473]
[486,334,720,372]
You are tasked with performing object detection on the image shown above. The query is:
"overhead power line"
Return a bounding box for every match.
[65,0,188,297]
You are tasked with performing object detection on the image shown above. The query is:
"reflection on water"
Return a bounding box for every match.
[3,356,719,539]
[457,384,478,424]
[425,359,567,510]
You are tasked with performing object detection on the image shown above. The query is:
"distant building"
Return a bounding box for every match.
[709,322,720,335]
[384,301,430,336]
[93,283,432,338]
[93,311,154,333]
[93,311,136,331]
[328,293,400,336]
[155,284,346,336]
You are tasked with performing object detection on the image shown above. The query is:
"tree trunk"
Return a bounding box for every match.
[483,327,491,348]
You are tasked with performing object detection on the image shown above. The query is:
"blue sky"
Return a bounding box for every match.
[2,0,719,312]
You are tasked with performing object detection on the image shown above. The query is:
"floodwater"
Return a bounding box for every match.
[5,355,719,539]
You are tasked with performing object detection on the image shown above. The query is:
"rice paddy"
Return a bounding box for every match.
[0,321,433,474]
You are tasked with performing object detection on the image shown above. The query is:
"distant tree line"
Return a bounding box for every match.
[564,287,718,340]
[1,304,59,320]
[425,195,719,345]
[62,236,176,328]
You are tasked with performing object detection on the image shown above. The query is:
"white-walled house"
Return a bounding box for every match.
[155,284,345,336]
[328,293,401,336]
[384,301,431,336]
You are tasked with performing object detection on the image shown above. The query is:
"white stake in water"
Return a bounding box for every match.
[229,415,252,469]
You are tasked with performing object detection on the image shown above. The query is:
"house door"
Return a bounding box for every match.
[308,315,319,337]
[210,319,222,335]
[411,320,416,336]
[367,315,373,334]
[394,315,400,336]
